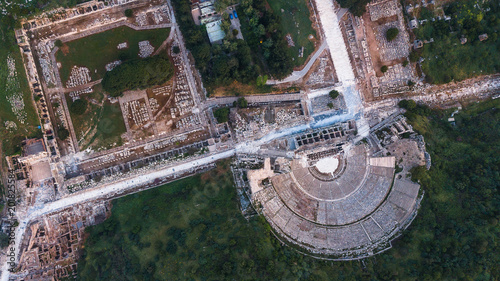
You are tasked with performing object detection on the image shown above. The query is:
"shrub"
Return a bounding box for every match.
[232,29,239,37]
[125,9,133,18]
[381,65,388,73]
[329,90,339,99]
[402,59,409,67]
[237,97,248,108]
[69,99,87,115]
[55,39,63,47]
[386,27,399,41]
[327,103,334,109]
[256,75,268,86]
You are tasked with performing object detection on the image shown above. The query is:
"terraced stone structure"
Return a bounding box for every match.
[254,144,421,259]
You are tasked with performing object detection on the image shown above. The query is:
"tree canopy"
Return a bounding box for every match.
[329,90,339,99]
[386,27,399,41]
[170,0,293,91]
[102,56,174,97]
[336,0,370,17]
[213,107,230,123]
[69,99,87,115]
[236,97,248,108]
[124,9,133,18]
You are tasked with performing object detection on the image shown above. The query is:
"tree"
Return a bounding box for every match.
[58,128,70,140]
[402,59,409,67]
[55,39,63,47]
[172,46,180,54]
[398,99,417,110]
[386,28,399,41]
[232,29,239,37]
[329,90,340,99]
[381,65,388,73]
[214,107,230,123]
[69,99,87,115]
[327,103,334,109]
[336,0,370,17]
[125,9,133,18]
[237,97,248,108]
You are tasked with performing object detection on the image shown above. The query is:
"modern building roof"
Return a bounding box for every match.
[206,20,225,44]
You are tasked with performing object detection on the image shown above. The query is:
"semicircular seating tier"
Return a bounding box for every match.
[256,144,421,258]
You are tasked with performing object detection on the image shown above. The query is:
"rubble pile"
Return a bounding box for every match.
[66,66,91,88]
[368,0,398,21]
[138,40,154,58]
[36,41,57,86]
[117,42,128,49]
[105,60,122,71]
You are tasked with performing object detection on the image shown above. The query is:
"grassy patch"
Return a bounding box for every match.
[267,0,317,67]
[0,27,41,156]
[56,26,170,84]
[86,102,126,151]
[66,89,126,151]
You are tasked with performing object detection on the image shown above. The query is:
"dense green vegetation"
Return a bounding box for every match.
[213,107,230,123]
[102,56,174,97]
[78,99,499,280]
[235,97,248,108]
[412,0,500,83]
[69,99,87,115]
[395,99,500,279]
[381,65,388,73]
[171,0,295,92]
[386,27,399,41]
[56,26,170,83]
[336,0,371,17]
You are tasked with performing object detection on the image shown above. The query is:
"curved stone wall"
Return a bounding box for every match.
[255,144,421,258]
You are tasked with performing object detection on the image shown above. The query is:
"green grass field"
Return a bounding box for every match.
[0,28,41,156]
[268,0,317,67]
[66,89,126,151]
[56,26,170,84]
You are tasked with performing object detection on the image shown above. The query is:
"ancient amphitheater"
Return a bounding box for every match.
[253,143,422,259]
